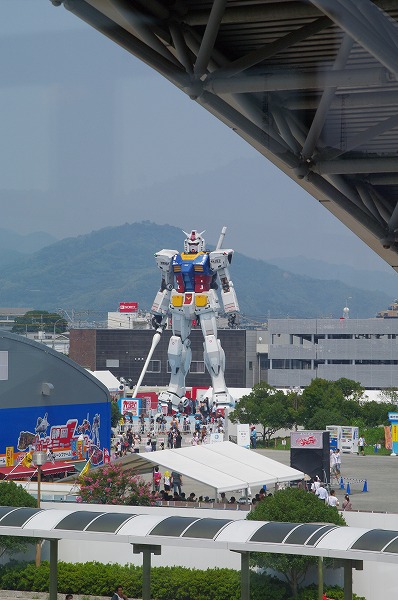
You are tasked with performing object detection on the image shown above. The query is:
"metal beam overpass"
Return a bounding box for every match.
[52,0,398,272]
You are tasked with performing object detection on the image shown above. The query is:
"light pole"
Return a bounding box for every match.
[32,451,47,567]
[53,318,64,349]
[258,337,262,384]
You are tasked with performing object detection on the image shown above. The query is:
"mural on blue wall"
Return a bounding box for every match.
[0,403,110,467]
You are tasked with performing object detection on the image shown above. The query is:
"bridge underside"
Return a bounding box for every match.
[57,0,398,271]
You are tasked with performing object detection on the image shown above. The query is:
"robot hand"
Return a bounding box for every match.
[151,314,165,330]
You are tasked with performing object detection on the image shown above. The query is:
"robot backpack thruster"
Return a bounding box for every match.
[150,227,239,411]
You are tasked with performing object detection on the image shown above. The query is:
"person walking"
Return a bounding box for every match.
[175,429,182,448]
[250,426,257,449]
[315,483,328,503]
[327,489,339,508]
[153,466,162,492]
[163,470,171,492]
[358,435,365,456]
[331,448,341,483]
[171,471,183,496]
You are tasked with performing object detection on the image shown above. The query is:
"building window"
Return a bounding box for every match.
[0,351,8,380]
[328,334,352,339]
[106,359,120,368]
[329,360,352,364]
[147,360,161,373]
[249,361,253,370]
[190,361,205,373]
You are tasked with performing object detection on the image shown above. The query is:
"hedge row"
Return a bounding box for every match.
[0,561,366,600]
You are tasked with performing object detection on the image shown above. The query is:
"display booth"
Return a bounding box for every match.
[290,430,330,483]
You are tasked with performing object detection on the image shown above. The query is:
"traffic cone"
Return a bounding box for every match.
[362,480,368,492]
[346,482,351,495]
[340,477,345,490]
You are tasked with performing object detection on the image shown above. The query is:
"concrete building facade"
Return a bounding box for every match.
[69,328,260,390]
[267,318,398,389]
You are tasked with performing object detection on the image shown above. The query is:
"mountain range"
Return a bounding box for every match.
[0,222,393,320]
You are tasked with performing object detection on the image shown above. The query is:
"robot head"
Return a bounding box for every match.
[183,229,206,253]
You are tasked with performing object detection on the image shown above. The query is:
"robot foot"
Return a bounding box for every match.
[213,391,234,408]
[158,390,184,410]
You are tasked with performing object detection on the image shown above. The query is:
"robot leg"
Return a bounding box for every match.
[203,334,232,407]
[159,335,192,409]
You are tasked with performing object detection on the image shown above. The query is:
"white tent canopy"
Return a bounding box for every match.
[88,370,121,392]
[123,441,304,494]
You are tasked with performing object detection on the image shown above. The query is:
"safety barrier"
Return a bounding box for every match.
[340,476,368,493]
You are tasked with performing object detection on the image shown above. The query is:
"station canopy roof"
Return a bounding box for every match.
[1,505,398,565]
[122,441,304,494]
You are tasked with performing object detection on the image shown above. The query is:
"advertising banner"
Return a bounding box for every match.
[291,431,324,449]
[210,432,223,444]
[119,398,140,416]
[389,413,398,455]
[119,302,138,313]
[385,425,392,450]
[0,403,110,467]
[237,424,250,448]
[5,446,13,467]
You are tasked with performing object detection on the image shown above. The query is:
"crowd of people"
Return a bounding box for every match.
[112,398,226,457]
[309,447,353,510]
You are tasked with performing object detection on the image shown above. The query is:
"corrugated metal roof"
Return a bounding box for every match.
[56,0,398,269]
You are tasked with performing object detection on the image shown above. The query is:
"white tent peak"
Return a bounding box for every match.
[122,441,304,495]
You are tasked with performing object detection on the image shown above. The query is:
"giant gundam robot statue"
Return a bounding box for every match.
[134,227,239,410]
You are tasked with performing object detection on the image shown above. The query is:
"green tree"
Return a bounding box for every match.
[111,400,121,428]
[79,463,153,506]
[0,480,37,558]
[379,387,398,406]
[229,383,292,445]
[301,378,364,429]
[11,310,68,334]
[247,488,345,597]
[361,401,396,428]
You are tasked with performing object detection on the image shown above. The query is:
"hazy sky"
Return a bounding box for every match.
[1,0,393,272]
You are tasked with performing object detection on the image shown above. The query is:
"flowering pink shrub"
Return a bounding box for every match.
[79,464,153,506]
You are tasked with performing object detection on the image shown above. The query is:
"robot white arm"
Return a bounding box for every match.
[209,249,240,315]
[151,249,177,324]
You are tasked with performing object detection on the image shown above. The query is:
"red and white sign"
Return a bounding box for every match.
[290,431,324,449]
[119,302,138,313]
[121,399,139,415]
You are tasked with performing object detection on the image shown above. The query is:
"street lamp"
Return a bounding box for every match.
[53,318,65,349]
[32,451,47,567]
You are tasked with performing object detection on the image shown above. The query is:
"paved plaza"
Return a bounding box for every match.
[155,448,398,514]
[260,448,398,513]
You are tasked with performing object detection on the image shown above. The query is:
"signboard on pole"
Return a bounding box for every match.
[388,412,398,455]
[237,424,250,448]
[291,431,324,449]
[5,446,14,467]
[119,302,138,313]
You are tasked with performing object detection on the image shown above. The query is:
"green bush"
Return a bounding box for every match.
[294,585,366,600]
[0,562,287,599]
[0,562,366,600]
